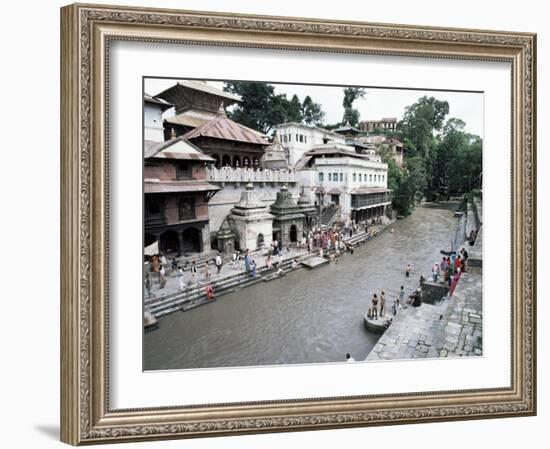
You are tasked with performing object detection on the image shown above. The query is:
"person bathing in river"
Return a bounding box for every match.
[432,263,439,282]
[399,285,405,304]
[405,264,411,278]
[380,291,386,316]
[371,294,379,320]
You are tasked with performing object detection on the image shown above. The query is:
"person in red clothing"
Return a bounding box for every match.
[205,284,215,300]
[449,268,462,296]
[454,254,462,272]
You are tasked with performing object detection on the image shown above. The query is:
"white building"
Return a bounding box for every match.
[274,122,346,167]
[144,94,172,142]
[295,145,392,223]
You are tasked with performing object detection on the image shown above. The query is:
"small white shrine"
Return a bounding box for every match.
[228,183,274,251]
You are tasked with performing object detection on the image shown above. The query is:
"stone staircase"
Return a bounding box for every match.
[320,205,341,227]
[145,254,309,318]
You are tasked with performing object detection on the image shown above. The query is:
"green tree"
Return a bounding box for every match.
[223,82,326,132]
[397,96,450,198]
[287,94,303,123]
[434,118,482,197]
[224,82,284,133]
[392,157,428,216]
[342,87,365,127]
[301,95,325,125]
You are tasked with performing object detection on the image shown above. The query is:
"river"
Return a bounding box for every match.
[144,204,458,371]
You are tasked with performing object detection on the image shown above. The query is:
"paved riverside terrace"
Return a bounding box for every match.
[366,270,482,360]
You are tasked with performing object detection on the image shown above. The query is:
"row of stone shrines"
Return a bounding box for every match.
[218,184,317,255]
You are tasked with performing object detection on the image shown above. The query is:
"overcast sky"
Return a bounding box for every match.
[145,78,484,137]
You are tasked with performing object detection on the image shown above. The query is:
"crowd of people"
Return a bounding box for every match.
[144,215,389,306]
[364,245,470,325]
[434,247,469,296]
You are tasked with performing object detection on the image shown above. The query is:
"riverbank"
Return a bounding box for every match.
[144,205,458,370]
[366,271,482,360]
[366,198,483,360]
[144,218,396,319]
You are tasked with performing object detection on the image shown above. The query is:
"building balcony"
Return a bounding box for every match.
[145,216,167,227]
[206,166,299,184]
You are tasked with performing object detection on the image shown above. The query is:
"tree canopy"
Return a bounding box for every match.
[223,81,325,133]
[386,96,482,215]
[341,87,365,127]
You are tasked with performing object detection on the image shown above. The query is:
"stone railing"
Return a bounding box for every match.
[206,166,299,184]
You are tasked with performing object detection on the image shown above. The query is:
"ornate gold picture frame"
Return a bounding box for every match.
[60,3,536,445]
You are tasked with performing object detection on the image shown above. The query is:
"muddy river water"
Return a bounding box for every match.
[144,204,458,370]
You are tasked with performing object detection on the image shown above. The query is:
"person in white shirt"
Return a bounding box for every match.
[215,254,222,274]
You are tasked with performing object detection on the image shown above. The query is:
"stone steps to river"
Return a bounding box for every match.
[146,220,395,320]
[147,257,307,318]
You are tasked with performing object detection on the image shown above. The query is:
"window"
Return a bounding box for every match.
[359,174,362,182]
[304,135,307,143]
[296,134,299,142]
[333,173,338,182]
[178,197,195,220]
[176,162,193,180]
[369,174,372,182]
[319,172,324,182]
[299,135,304,143]
[353,173,356,182]
[339,173,343,182]
[328,173,332,181]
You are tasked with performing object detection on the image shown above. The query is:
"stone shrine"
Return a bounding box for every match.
[228,183,274,251]
[270,185,314,246]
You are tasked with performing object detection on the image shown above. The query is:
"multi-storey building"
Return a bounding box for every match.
[274,122,346,167]
[143,91,219,258]
[359,135,406,168]
[144,137,220,257]
[182,109,270,169]
[295,145,392,223]
[359,117,397,133]
[155,80,242,138]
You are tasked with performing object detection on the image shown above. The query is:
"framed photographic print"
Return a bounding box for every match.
[60,3,537,445]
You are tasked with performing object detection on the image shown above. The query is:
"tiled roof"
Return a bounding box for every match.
[144,137,216,162]
[155,81,241,103]
[294,146,368,171]
[164,109,218,129]
[144,93,172,111]
[183,116,269,146]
